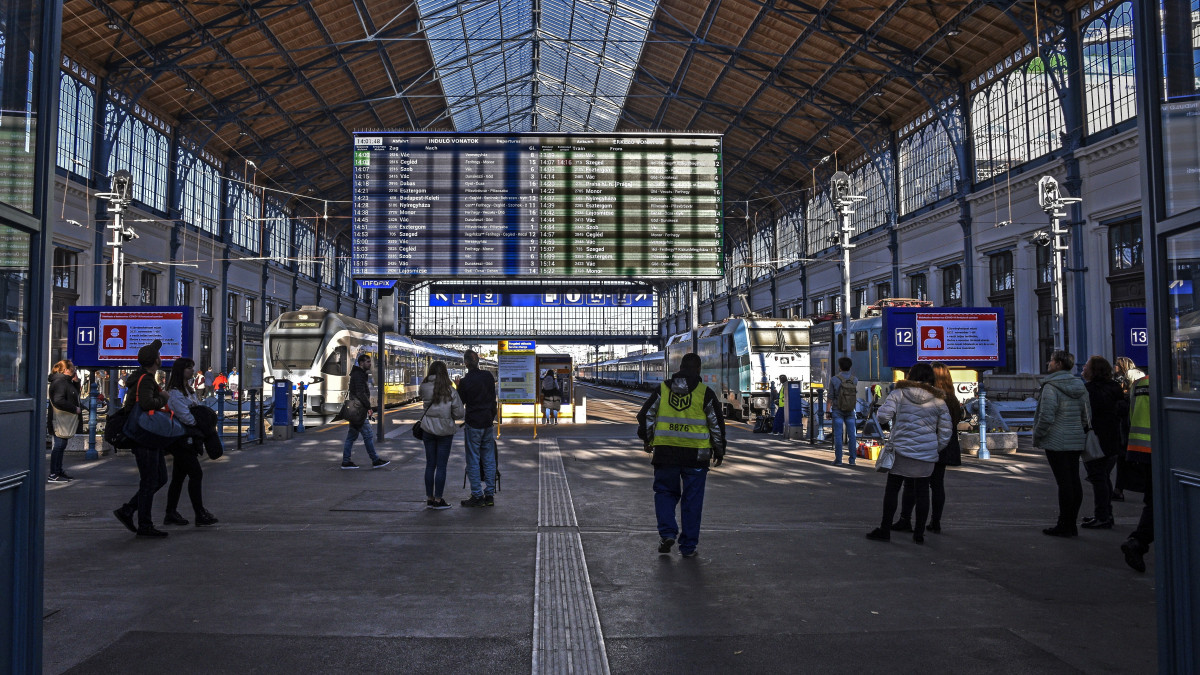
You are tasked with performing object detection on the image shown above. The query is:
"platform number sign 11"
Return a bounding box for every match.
[894,327,914,347]
[1130,327,1148,346]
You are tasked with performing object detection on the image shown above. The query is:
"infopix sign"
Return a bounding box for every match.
[68,306,194,367]
[885,307,1006,369]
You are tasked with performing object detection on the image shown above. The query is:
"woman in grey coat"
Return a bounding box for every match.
[419,360,465,509]
[866,363,952,544]
[1033,350,1092,537]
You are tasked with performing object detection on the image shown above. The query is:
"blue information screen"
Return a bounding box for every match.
[884,307,1006,369]
[68,306,195,368]
[351,132,723,279]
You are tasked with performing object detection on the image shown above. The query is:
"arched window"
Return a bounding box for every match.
[970,44,1067,182]
[104,97,171,212]
[899,108,959,214]
[851,151,893,226]
[1083,2,1136,134]
[805,193,837,257]
[263,199,290,262]
[295,219,316,278]
[177,146,221,236]
[227,172,262,252]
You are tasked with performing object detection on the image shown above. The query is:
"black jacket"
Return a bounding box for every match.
[122,367,167,411]
[48,372,81,413]
[458,367,497,429]
[349,365,374,412]
[637,371,726,468]
[1086,378,1128,457]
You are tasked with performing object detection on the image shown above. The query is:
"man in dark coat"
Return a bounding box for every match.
[457,349,498,507]
[637,352,726,557]
[341,352,388,469]
[112,340,172,538]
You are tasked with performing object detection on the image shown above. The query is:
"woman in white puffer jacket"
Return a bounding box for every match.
[419,361,465,510]
[866,363,952,544]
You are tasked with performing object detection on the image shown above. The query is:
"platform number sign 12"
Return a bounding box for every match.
[894,327,914,347]
[1130,327,1148,346]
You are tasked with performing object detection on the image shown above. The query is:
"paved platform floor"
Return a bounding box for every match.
[43,386,1157,674]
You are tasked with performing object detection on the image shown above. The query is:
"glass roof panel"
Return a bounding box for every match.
[417,0,658,132]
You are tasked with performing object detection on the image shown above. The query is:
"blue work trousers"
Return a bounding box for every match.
[463,425,497,497]
[653,466,709,554]
[831,409,857,464]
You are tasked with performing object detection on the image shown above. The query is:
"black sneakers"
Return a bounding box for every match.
[1081,517,1114,529]
[372,458,390,469]
[461,495,486,508]
[658,537,675,553]
[484,494,495,507]
[866,528,890,542]
[1042,525,1078,537]
[341,460,358,470]
[1121,538,1147,573]
[47,474,69,483]
[113,507,137,534]
[136,525,169,538]
[890,519,913,533]
[430,498,451,510]
[195,510,219,527]
[163,511,189,526]
[680,549,699,558]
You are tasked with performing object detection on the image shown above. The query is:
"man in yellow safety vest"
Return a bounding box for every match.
[638,352,726,558]
[1121,375,1153,573]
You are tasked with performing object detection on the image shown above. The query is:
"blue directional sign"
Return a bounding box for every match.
[357,279,397,289]
[428,288,653,308]
[1115,307,1148,367]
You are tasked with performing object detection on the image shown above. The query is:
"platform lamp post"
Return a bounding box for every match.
[1035,176,1082,354]
[97,170,135,307]
[831,171,865,363]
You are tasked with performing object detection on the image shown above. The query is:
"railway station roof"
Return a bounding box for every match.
[66,0,1037,237]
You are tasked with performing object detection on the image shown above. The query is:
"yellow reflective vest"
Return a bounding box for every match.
[777,386,786,407]
[1126,376,1151,459]
[654,382,711,449]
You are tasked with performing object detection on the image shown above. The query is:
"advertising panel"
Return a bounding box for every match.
[497,339,536,403]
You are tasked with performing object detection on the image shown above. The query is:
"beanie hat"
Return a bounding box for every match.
[137,340,162,367]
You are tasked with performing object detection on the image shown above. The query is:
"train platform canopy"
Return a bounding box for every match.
[67,0,1032,240]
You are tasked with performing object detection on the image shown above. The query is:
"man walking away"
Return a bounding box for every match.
[341,353,389,470]
[638,352,726,558]
[458,349,498,507]
[1121,374,1154,572]
[830,357,858,466]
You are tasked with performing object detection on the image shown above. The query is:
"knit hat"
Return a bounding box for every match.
[137,340,162,367]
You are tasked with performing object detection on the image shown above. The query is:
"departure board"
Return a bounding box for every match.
[351,133,723,279]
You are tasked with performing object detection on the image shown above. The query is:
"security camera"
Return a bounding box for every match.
[1037,176,1060,211]
[831,171,851,202]
[110,170,133,203]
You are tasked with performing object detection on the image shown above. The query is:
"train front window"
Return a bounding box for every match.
[750,328,779,348]
[779,328,810,350]
[270,337,323,369]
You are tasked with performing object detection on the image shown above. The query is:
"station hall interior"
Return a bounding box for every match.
[2,0,1199,672]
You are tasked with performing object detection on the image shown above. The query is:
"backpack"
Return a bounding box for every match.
[835,374,857,413]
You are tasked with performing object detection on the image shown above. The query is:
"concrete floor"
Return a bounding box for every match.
[43,386,1157,674]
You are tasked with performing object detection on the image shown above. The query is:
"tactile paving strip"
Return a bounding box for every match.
[533,440,610,674]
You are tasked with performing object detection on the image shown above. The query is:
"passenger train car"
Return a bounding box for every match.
[264,307,493,425]
[582,317,812,420]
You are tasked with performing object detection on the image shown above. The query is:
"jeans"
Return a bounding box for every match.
[1045,450,1083,529]
[1084,454,1118,521]
[343,422,379,462]
[50,435,69,475]
[653,466,708,553]
[463,425,497,497]
[125,446,168,528]
[831,409,857,464]
[166,445,204,515]
[901,463,947,525]
[883,473,928,535]
[423,433,453,498]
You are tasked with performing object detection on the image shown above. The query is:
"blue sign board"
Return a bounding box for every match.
[68,306,195,368]
[1114,307,1148,368]
[500,340,537,352]
[884,307,1006,369]
[429,289,653,308]
[357,279,397,289]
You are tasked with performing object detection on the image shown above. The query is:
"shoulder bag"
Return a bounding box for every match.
[123,375,188,445]
[875,441,896,472]
[51,405,79,439]
[338,398,368,428]
[1083,427,1105,462]
[412,407,429,440]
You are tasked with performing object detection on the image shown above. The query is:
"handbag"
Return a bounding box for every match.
[123,375,188,445]
[876,441,896,472]
[104,406,136,449]
[339,398,368,428]
[52,405,79,439]
[412,408,429,440]
[1083,428,1105,462]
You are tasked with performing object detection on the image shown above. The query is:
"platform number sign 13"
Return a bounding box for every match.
[894,327,914,347]
[1130,327,1148,346]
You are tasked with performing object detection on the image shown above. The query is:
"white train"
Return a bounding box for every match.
[264,306,491,425]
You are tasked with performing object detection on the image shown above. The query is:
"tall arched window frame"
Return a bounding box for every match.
[57,58,95,179]
[776,209,802,261]
[227,172,262,252]
[730,238,749,287]
[177,144,221,236]
[970,39,1067,183]
[263,198,290,263]
[898,104,960,215]
[104,95,171,212]
[805,193,837,257]
[752,222,773,276]
[850,150,894,227]
[1082,1,1136,135]
[295,219,316,278]
[320,237,337,287]
[338,240,353,293]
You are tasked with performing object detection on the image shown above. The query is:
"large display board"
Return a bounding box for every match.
[351,133,723,279]
[67,306,194,368]
[884,307,1005,369]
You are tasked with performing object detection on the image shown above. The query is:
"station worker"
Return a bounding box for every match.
[637,352,726,558]
[772,374,787,435]
[458,349,498,507]
[1121,373,1154,573]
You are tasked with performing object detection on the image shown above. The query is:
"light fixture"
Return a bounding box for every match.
[947,29,961,37]
[106,22,120,30]
[184,84,196,93]
[238,130,249,136]
[872,91,884,97]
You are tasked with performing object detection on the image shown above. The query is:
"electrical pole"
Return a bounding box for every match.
[98,170,135,306]
[1037,176,1081,353]
[832,171,865,361]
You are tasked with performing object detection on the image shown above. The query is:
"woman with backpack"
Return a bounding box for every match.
[419,360,465,509]
[866,363,952,544]
[162,358,219,527]
[829,358,859,465]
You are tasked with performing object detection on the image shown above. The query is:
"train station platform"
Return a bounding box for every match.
[43,387,1156,674]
